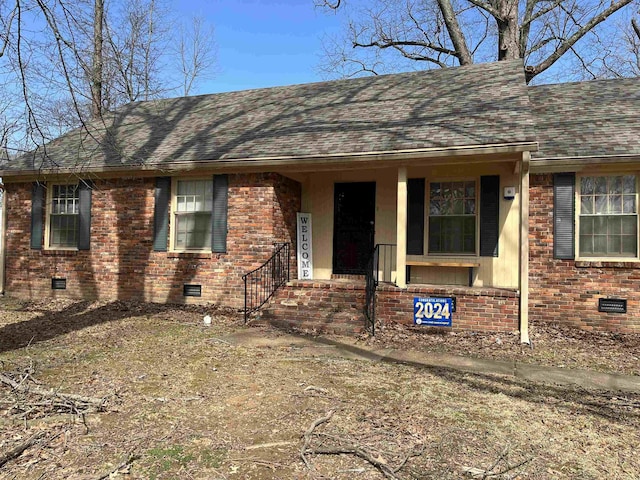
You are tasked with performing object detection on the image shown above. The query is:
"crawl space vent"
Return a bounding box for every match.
[598,298,626,314]
[183,284,202,297]
[51,278,67,290]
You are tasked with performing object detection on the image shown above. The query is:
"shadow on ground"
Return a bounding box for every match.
[255,325,640,426]
[0,300,218,354]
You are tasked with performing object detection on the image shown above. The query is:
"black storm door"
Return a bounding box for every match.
[333,182,376,275]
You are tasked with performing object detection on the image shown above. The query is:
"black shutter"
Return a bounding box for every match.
[153,177,171,252]
[407,178,425,255]
[77,180,93,250]
[30,183,44,249]
[480,175,500,257]
[212,174,228,253]
[554,173,575,259]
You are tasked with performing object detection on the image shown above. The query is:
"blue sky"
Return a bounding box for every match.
[175,0,343,95]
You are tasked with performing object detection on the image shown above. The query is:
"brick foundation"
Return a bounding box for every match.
[260,280,519,334]
[4,173,301,309]
[377,284,519,332]
[529,174,640,333]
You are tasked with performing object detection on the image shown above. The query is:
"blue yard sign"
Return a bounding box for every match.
[413,297,453,327]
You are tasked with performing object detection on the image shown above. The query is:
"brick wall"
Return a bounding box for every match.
[4,173,301,309]
[529,174,640,333]
[377,284,519,332]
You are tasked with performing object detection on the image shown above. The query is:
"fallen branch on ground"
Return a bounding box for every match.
[0,373,108,411]
[300,410,423,480]
[462,445,534,479]
[0,432,45,468]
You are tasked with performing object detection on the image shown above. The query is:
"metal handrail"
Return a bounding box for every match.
[242,243,290,323]
[364,243,397,335]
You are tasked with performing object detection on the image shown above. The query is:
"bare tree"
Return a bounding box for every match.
[319,0,639,83]
[177,15,218,97]
[0,0,217,157]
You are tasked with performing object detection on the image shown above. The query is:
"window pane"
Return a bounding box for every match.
[430,199,441,215]
[610,177,622,194]
[465,182,475,198]
[608,216,621,235]
[622,235,637,255]
[429,181,476,254]
[622,216,636,234]
[608,236,621,254]
[593,235,607,254]
[581,196,593,215]
[623,195,636,214]
[49,184,79,248]
[580,217,593,235]
[464,199,475,215]
[176,180,213,213]
[623,175,636,194]
[579,175,639,257]
[175,212,211,249]
[579,235,593,255]
[610,195,622,214]
[595,177,607,194]
[50,214,78,247]
[581,177,594,195]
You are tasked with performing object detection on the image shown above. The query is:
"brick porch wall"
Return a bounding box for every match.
[377,284,519,332]
[529,174,640,333]
[4,173,301,309]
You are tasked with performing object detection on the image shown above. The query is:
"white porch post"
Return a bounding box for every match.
[519,154,530,344]
[396,166,408,288]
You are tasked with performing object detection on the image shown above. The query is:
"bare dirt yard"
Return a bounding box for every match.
[0,298,639,479]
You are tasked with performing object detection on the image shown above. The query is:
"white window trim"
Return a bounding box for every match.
[574,173,640,262]
[169,177,213,253]
[425,177,479,257]
[44,183,79,251]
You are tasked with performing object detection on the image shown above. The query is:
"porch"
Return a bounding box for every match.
[254,277,519,335]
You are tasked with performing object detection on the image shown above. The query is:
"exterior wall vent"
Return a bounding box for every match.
[51,278,67,290]
[183,284,202,297]
[598,298,626,314]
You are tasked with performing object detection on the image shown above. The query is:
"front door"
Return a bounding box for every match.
[333,182,376,275]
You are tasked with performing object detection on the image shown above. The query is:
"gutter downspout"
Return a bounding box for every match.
[519,154,530,344]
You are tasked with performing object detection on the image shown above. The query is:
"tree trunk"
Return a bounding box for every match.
[496,0,519,61]
[91,0,104,119]
[437,0,473,65]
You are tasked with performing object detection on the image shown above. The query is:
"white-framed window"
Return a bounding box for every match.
[578,175,638,258]
[172,178,213,250]
[47,184,79,248]
[428,180,476,254]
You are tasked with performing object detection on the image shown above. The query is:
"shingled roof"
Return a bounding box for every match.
[529,77,640,161]
[3,59,536,174]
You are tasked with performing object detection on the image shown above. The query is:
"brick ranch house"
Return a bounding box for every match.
[0,60,638,339]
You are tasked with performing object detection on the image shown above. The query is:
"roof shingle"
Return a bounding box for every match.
[3,59,535,173]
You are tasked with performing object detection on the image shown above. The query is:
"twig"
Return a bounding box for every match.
[300,410,421,480]
[300,410,335,468]
[0,432,45,468]
[0,373,107,409]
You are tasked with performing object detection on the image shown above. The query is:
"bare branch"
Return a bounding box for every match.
[353,38,457,57]
[528,0,635,80]
[465,0,501,19]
